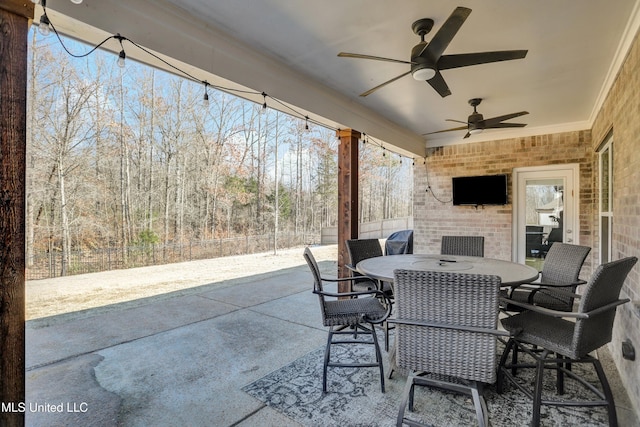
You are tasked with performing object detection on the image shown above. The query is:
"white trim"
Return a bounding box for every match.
[589,1,640,127]
[598,137,614,263]
[426,122,591,148]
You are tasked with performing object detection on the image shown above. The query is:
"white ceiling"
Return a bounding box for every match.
[46,0,640,156]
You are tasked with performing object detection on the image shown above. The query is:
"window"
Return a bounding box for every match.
[599,136,613,263]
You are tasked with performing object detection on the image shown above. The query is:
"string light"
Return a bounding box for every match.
[36,6,423,164]
[38,13,51,36]
[115,34,126,68]
[31,0,83,6]
[203,81,210,105]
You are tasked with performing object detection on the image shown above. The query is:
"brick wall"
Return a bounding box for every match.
[414,132,593,260]
[591,25,640,411]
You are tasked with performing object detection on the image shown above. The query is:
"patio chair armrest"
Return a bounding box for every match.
[583,298,630,317]
[534,278,587,288]
[527,286,580,303]
[505,275,541,295]
[388,318,511,337]
[499,296,588,318]
[313,288,384,299]
[319,275,354,284]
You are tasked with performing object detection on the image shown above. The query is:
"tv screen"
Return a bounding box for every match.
[452,174,508,206]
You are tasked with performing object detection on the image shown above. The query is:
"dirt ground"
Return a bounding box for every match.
[26,245,338,321]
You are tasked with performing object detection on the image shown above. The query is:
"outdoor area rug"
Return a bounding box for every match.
[243,338,614,426]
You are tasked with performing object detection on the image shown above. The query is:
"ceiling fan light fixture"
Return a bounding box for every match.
[469,128,484,135]
[412,67,436,81]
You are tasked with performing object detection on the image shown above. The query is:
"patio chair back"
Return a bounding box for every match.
[346,238,383,264]
[394,270,501,383]
[440,235,484,257]
[525,242,591,311]
[540,242,591,287]
[303,247,328,320]
[346,239,384,292]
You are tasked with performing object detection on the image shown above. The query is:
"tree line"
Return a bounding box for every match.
[26,29,413,275]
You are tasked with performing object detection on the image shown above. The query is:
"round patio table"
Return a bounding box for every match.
[356,254,539,286]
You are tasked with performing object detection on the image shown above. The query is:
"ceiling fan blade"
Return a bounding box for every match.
[483,111,529,127]
[424,7,472,60]
[423,125,468,135]
[463,132,471,139]
[426,71,452,97]
[338,52,414,65]
[484,122,528,129]
[359,71,412,97]
[445,119,468,125]
[437,50,528,70]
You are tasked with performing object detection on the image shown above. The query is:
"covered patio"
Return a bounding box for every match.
[3,1,640,425]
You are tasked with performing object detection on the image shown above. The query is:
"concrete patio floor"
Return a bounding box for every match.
[26,246,338,426]
[25,245,638,426]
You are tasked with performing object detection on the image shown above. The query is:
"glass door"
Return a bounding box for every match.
[513,165,579,267]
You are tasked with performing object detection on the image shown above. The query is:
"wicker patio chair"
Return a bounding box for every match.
[390,269,507,427]
[304,247,392,393]
[497,256,637,427]
[345,239,390,293]
[440,235,485,257]
[505,242,591,312]
[346,238,395,351]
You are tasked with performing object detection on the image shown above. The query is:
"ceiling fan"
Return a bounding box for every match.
[425,98,529,138]
[337,6,527,98]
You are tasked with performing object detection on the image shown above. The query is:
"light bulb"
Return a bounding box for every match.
[117,50,126,68]
[70,0,83,3]
[260,92,267,114]
[202,82,210,106]
[412,67,436,81]
[38,15,51,37]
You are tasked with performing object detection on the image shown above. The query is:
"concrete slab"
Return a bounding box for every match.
[92,310,325,426]
[236,406,303,427]
[198,269,310,307]
[26,354,121,427]
[27,294,239,369]
[250,288,324,330]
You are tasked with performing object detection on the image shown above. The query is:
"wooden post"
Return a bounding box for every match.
[0,1,33,425]
[337,129,360,292]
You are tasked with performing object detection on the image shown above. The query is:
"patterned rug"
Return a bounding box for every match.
[243,337,614,427]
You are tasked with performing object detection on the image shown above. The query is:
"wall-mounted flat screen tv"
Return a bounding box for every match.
[452,174,508,206]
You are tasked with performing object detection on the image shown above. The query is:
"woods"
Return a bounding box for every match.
[26,30,413,278]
